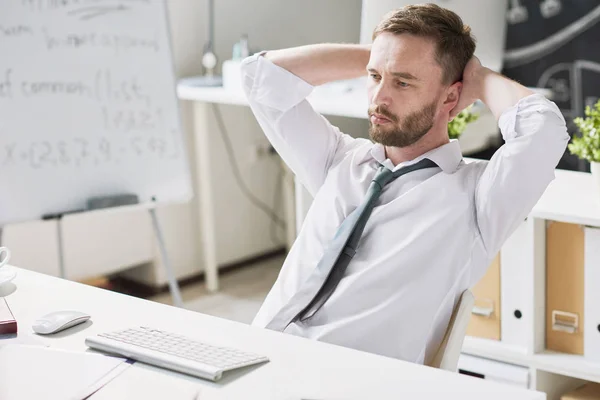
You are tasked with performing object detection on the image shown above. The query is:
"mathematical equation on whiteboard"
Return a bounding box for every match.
[0,68,170,131]
[0,0,186,171]
[0,135,181,169]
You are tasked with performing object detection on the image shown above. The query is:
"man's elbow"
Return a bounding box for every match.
[240,55,259,99]
[527,108,570,168]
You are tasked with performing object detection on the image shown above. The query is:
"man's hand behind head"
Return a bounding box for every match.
[449,56,485,120]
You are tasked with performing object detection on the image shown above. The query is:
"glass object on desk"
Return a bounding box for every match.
[0,247,15,287]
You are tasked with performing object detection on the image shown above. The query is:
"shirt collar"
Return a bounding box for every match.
[370,139,463,174]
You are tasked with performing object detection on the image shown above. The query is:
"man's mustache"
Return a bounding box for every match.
[368,105,398,123]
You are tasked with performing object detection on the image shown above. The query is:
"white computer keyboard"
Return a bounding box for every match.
[85,326,269,381]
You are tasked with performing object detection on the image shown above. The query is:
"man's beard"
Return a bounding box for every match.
[368,101,437,148]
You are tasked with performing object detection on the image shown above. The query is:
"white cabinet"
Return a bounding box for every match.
[461,170,600,398]
[584,227,600,363]
[500,220,535,350]
[3,208,154,281]
[458,354,530,389]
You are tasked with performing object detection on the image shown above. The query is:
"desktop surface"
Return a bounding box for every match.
[2,267,546,399]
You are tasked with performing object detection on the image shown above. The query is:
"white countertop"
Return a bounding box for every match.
[178,76,369,119]
[531,169,600,227]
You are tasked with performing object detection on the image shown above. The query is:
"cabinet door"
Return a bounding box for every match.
[501,221,532,348]
[584,227,600,362]
[62,209,154,281]
[467,254,501,340]
[546,222,584,355]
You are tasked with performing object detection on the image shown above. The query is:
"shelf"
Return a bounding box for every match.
[177,82,249,107]
[176,79,368,119]
[532,351,600,384]
[462,336,530,367]
[462,337,600,384]
[531,170,600,228]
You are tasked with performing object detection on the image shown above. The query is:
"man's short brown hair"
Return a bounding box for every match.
[372,3,476,85]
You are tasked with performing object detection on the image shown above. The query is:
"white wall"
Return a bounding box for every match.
[4,0,367,286]
[213,0,361,63]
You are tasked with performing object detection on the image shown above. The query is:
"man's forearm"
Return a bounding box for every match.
[264,44,370,87]
[476,68,535,119]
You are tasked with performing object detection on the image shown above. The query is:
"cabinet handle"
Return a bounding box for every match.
[552,310,579,333]
[471,298,494,317]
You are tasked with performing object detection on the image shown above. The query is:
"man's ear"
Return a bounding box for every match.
[445,81,462,120]
[444,81,462,108]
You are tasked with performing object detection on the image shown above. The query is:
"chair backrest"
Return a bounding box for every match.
[427,289,475,372]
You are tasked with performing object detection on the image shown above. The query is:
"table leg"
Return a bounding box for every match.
[193,102,219,292]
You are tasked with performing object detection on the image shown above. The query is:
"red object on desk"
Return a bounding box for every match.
[0,297,17,334]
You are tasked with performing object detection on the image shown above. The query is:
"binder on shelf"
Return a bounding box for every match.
[500,220,533,349]
[584,227,600,363]
[546,222,584,355]
[467,254,501,341]
[561,383,600,400]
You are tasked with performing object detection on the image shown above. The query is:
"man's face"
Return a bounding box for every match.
[367,32,447,148]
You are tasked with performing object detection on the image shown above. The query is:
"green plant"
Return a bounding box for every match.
[568,99,600,163]
[448,105,479,140]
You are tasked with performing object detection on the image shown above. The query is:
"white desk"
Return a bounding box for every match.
[1,267,545,399]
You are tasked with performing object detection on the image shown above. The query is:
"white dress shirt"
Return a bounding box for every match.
[241,53,569,364]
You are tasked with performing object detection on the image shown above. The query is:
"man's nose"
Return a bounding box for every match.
[370,81,391,108]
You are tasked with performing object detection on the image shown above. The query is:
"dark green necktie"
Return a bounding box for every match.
[265,158,438,332]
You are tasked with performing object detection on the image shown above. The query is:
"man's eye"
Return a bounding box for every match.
[370,74,381,81]
[397,81,409,88]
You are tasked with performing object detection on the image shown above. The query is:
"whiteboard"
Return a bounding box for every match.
[0,0,193,226]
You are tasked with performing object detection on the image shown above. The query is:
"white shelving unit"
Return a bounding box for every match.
[463,337,600,384]
[459,170,600,400]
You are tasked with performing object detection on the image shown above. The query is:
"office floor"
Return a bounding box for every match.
[150,254,285,324]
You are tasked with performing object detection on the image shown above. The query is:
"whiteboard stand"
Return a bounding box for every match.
[56,216,66,279]
[149,205,183,308]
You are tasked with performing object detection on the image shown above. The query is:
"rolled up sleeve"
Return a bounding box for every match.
[473,94,569,274]
[241,53,355,196]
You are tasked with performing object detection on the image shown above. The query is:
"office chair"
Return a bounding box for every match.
[427,289,475,372]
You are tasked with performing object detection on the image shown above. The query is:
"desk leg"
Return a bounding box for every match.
[193,102,219,292]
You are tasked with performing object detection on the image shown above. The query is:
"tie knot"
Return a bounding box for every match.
[371,158,438,191]
[371,166,394,190]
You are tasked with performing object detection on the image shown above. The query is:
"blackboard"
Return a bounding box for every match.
[502,0,600,171]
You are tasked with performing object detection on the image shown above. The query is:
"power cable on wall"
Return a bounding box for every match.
[210,103,286,245]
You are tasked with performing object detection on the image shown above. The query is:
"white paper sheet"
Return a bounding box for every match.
[0,344,130,400]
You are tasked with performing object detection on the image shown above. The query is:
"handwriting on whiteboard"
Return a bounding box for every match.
[2,69,152,104]
[0,24,34,37]
[0,0,185,171]
[43,29,160,52]
[21,0,151,14]
[1,135,181,169]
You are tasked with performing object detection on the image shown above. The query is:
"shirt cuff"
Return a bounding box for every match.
[244,53,315,112]
[498,93,564,140]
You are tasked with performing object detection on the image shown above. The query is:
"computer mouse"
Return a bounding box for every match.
[32,310,91,335]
